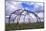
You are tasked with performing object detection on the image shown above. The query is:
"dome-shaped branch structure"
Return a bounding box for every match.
[8,9,41,24]
[8,9,24,24]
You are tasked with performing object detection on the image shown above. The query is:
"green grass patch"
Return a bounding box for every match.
[5,22,44,30]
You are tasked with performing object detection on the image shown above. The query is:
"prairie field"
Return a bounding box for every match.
[5,22,44,31]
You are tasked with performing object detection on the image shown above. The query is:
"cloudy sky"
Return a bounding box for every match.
[5,0,44,23]
[5,0,44,16]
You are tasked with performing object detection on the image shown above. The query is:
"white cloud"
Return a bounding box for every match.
[38,12,43,18]
[5,1,44,23]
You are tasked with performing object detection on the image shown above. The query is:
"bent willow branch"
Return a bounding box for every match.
[8,9,41,24]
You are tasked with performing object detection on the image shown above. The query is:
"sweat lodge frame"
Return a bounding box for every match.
[5,1,44,24]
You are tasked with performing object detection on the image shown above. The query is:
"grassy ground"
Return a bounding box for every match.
[5,22,44,31]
